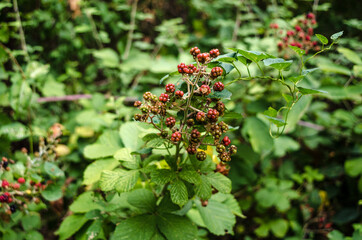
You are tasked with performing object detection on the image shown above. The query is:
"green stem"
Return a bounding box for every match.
[232,62,241,78]
[255,62,264,76]
[246,66,251,78]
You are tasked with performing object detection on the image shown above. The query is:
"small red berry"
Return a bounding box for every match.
[197,53,210,64]
[312,41,318,46]
[196,112,206,122]
[269,23,279,29]
[199,85,211,96]
[210,67,223,79]
[277,42,283,51]
[311,19,316,25]
[209,49,220,58]
[12,183,20,190]
[165,83,175,93]
[207,109,219,121]
[287,30,295,36]
[305,35,311,41]
[177,63,187,73]
[159,93,169,103]
[2,179,9,188]
[175,90,184,98]
[166,117,176,128]
[190,47,201,57]
[222,136,231,146]
[213,82,224,92]
[308,28,313,36]
[171,132,182,142]
[134,101,142,107]
[295,25,302,32]
[306,12,315,19]
[296,42,302,48]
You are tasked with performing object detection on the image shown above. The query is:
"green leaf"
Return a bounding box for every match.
[114,148,140,169]
[93,48,119,68]
[222,193,245,218]
[274,136,300,157]
[209,89,232,100]
[206,172,231,194]
[43,162,64,179]
[338,47,362,65]
[196,199,236,235]
[127,189,156,212]
[25,230,44,240]
[0,3,12,11]
[263,58,293,70]
[302,68,319,75]
[285,95,312,132]
[99,169,139,193]
[84,144,119,159]
[216,57,236,63]
[0,122,29,141]
[119,122,144,151]
[157,213,197,240]
[69,192,103,213]
[41,182,63,201]
[264,107,277,117]
[159,71,180,84]
[242,117,274,154]
[151,169,177,185]
[237,55,252,66]
[315,34,328,45]
[142,133,159,142]
[330,31,343,41]
[85,220,102,240]
[55,215,88,240]
[21,213,41,231]
[170,179,188,206]
[289,46,305,56]
[298,87,328,95]
[345,158,362,177]
[179,170,201,184]
[236,49,272,63]
[264,116,286,127]
[327,230,345,240]
[83,158,120,185]
[111,215,157,240]
[195,175,212,200]
[270,219,289,238]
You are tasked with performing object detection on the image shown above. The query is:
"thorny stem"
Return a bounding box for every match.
[123,0,138,60]
[13,0,29,61]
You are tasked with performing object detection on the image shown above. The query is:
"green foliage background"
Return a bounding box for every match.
[0,0,361,239]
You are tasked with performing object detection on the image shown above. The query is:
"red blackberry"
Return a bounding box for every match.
[165,83,175,93]
[197,53,210,64]
[200,85,211,96]
[190,47,201,57]
[175,90,184,98]
[207,109,219,121]
[159,93,169,103]
[222,136,231,146]
[166,117,176,128]
[196,112,206,122]
[209,49,220,58]
[134,101,142,107]
[171,132,182,142]
[210,67,223,79]
[213,82,224,91]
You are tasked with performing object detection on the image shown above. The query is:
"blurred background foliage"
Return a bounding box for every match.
[0,0,361,239]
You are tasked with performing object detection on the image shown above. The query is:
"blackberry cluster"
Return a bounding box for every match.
[133,47,237,168]
[271,13,319,56]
